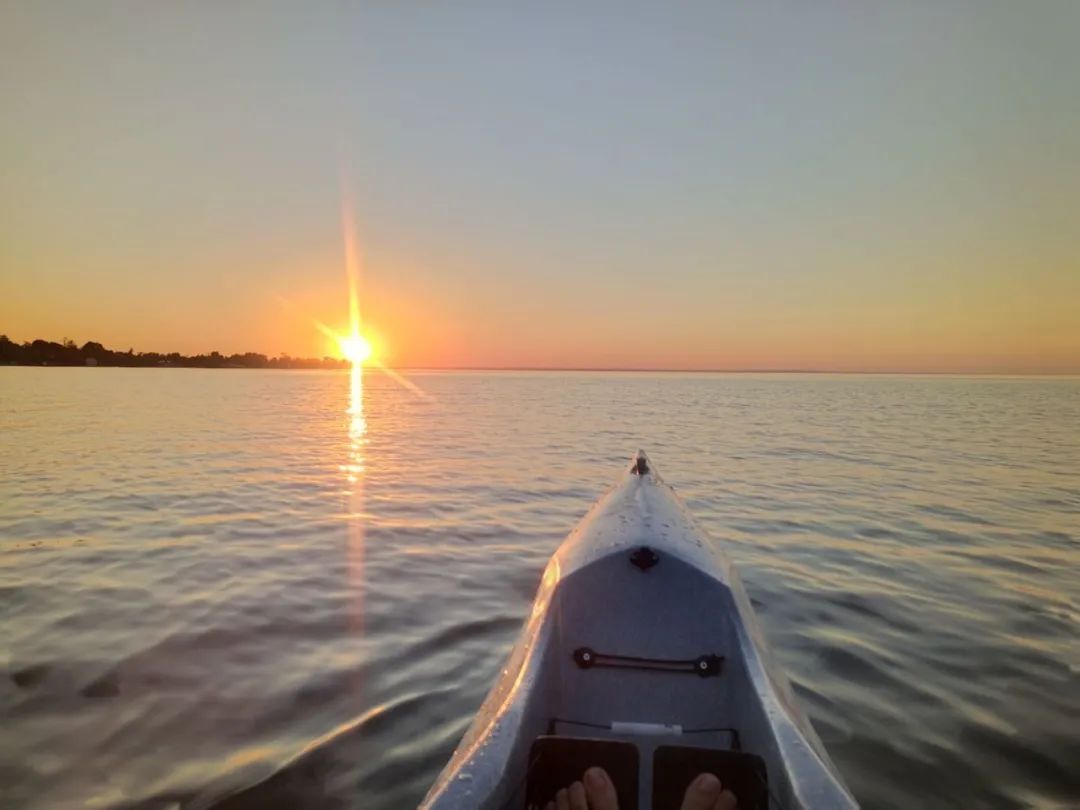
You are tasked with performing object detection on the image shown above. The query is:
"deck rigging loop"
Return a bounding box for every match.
[573,647,724,677]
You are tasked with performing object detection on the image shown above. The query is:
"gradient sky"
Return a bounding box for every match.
[2,2,1078,371]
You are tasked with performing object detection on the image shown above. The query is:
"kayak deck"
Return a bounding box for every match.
[421,452,857,809]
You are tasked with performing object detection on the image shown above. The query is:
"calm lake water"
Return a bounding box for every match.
[1,368,1078,810]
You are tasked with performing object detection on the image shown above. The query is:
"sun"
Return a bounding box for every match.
[338,333,373,365]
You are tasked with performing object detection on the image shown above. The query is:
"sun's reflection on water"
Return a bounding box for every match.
[344,362,367,640]
[345,362,367,483]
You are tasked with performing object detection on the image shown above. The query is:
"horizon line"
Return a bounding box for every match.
[11,365,1073,377]
[2,336,1075,376]
[6,363,1077,376]
[391,366,1080,376]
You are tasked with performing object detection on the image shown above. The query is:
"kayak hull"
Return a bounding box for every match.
[421,453,858,809]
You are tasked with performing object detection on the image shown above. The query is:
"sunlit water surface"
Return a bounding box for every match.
[1,369,1078,810]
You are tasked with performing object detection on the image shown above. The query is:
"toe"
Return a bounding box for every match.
[713,789,738,810]
[556,787,570,810]
[568,781,589,810]
[680,773,722,810]
[583,767,619,810]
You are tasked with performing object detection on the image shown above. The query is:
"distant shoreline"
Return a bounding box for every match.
[4,364,1076,377]
[0,336,347,370]
[2,336,1074,375]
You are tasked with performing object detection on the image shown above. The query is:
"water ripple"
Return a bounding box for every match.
[1,369,1078,809]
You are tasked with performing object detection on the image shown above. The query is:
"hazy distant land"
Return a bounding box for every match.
[0,336,348,370]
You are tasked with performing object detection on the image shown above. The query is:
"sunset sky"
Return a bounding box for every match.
[1,2,1078,372]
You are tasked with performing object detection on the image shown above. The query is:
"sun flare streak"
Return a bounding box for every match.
[341,191,363,340]
[371,360,429,399]
[337,182,369,640]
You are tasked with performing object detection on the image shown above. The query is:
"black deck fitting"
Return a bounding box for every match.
[629,546,659,571]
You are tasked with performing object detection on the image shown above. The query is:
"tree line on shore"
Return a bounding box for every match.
[0,335,349,369]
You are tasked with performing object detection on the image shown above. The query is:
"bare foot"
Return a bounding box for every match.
[679,772,738,810]
[536,768,735,810]
[539,766,618,810]
[583,767,619,810]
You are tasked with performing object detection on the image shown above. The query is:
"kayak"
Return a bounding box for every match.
[421,452,858,810]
